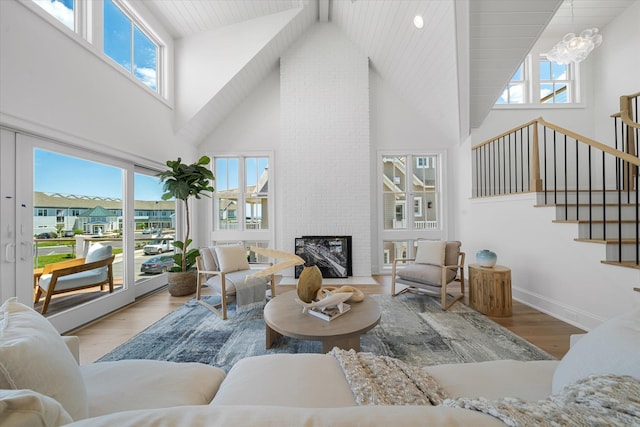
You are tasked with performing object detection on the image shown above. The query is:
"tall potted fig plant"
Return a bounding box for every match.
[157,156,214,296]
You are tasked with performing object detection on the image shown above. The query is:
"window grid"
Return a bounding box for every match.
[495,55,578,107]
[30,0,164,98]
[104,0,159,92]
[496,63,526,105]
[539,58,571,103]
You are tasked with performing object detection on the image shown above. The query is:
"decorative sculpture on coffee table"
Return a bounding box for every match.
[247,247,365,306]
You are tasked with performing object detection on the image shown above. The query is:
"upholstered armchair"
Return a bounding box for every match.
[196,245,275,320]
[391,240,465,310]
[34,243,115,315]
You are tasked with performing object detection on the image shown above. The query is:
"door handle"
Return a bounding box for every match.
[4,243,15,263]
[19,241,28,261]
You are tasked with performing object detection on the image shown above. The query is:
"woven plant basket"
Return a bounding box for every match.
[167,271,197,296]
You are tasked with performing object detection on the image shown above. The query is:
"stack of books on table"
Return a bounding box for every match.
[308,303,351,321]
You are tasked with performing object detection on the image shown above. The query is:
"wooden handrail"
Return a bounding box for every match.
[473,118,538,149]
[537,117,640,167]
[474,117,639,167]
[618,93,640,130]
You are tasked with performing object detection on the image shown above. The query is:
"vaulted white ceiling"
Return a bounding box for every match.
[137,0,636,145]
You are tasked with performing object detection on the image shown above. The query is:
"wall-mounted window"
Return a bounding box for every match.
[539,59,572,103]
[214,156,270,232]
[104,0,158,92]
[496,62,526,105]
[29,0,165,98]
[32,0,74,31]
[495,55,579,107]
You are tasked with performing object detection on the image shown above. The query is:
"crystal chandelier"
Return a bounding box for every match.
[545,0,603,65]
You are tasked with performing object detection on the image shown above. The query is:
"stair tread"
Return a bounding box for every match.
[535,203,638,207]
[538,190,638,193]
[574,238,639,244]
[553,219,638,224]
[600,261,640,270]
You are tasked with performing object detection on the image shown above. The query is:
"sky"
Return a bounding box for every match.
[34,149,165,201]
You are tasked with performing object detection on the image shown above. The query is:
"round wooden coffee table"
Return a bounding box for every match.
[264,289,381,353]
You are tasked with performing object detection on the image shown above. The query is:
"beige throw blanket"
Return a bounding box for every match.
[236,276,267,313]
[328,348,640,426]
[327,348,448,406]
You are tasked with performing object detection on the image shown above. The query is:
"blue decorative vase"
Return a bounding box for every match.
[476,249,497,268]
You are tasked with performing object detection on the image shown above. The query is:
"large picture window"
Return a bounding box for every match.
[380,153,442,270]
[214,155,270,232]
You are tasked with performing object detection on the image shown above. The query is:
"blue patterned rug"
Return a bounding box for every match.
[99,293,554,372]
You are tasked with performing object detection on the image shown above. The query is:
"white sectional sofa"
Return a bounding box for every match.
[1,298,638,427]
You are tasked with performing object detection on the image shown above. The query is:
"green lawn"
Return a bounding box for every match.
[35,248,123,268]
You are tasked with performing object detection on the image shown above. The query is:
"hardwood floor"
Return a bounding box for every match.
[69,275,585,364]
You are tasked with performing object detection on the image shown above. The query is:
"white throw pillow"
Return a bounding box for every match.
[199,247,218,272]
[0,298,88,420]
[415,240,446,265]
[85,244,112,263]
[0,389,73,427]
[214,245,250,273]
[552,307,640,394]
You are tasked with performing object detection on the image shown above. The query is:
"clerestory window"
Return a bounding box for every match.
[29,0,164,98]
[104,0,159,92]
[495,54,579,107]
[32,0,74,31]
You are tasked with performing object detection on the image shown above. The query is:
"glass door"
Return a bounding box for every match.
[134,168,175,296]
[28,135,135,332]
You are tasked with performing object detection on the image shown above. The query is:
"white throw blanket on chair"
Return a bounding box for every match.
[236,277,267,313]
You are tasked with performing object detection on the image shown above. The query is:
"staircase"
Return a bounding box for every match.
[537,190,638,268]
[472,92,640,269]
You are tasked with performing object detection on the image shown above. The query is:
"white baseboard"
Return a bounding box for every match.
[512,287,604,331]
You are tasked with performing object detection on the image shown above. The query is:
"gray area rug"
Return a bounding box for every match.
[99,293,554,372]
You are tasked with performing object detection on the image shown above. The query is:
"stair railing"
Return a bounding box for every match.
[472,93,639,267]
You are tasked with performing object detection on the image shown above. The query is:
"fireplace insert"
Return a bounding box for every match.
[294,236,352,279]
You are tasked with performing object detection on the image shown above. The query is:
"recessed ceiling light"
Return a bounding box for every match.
[413,15,424,29]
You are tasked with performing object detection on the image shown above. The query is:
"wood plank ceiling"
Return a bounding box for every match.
[139,0,636,145]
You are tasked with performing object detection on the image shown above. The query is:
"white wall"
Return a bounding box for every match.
[456,1,640,329]
[174,8,299,130]
[199,69,280,154]
[369,69,459,268]
[593,0,640,146]
[279,23,371,276]
[195,68,280,250]
[197,29,461,274]
[0,0,185,164]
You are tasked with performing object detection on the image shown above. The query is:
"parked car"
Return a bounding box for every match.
[36,233,52,239]
[143,228,163,234]
[143,237,174,255]
[140,256,175,274]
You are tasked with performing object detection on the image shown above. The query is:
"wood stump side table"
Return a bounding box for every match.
[468,264,512,317]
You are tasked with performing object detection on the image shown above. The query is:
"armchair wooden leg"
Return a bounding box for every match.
[34,287,43,304]
[221,274,228,320]
[41,291,53,315]
[270,273,276,298]
[391,263,397,296]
